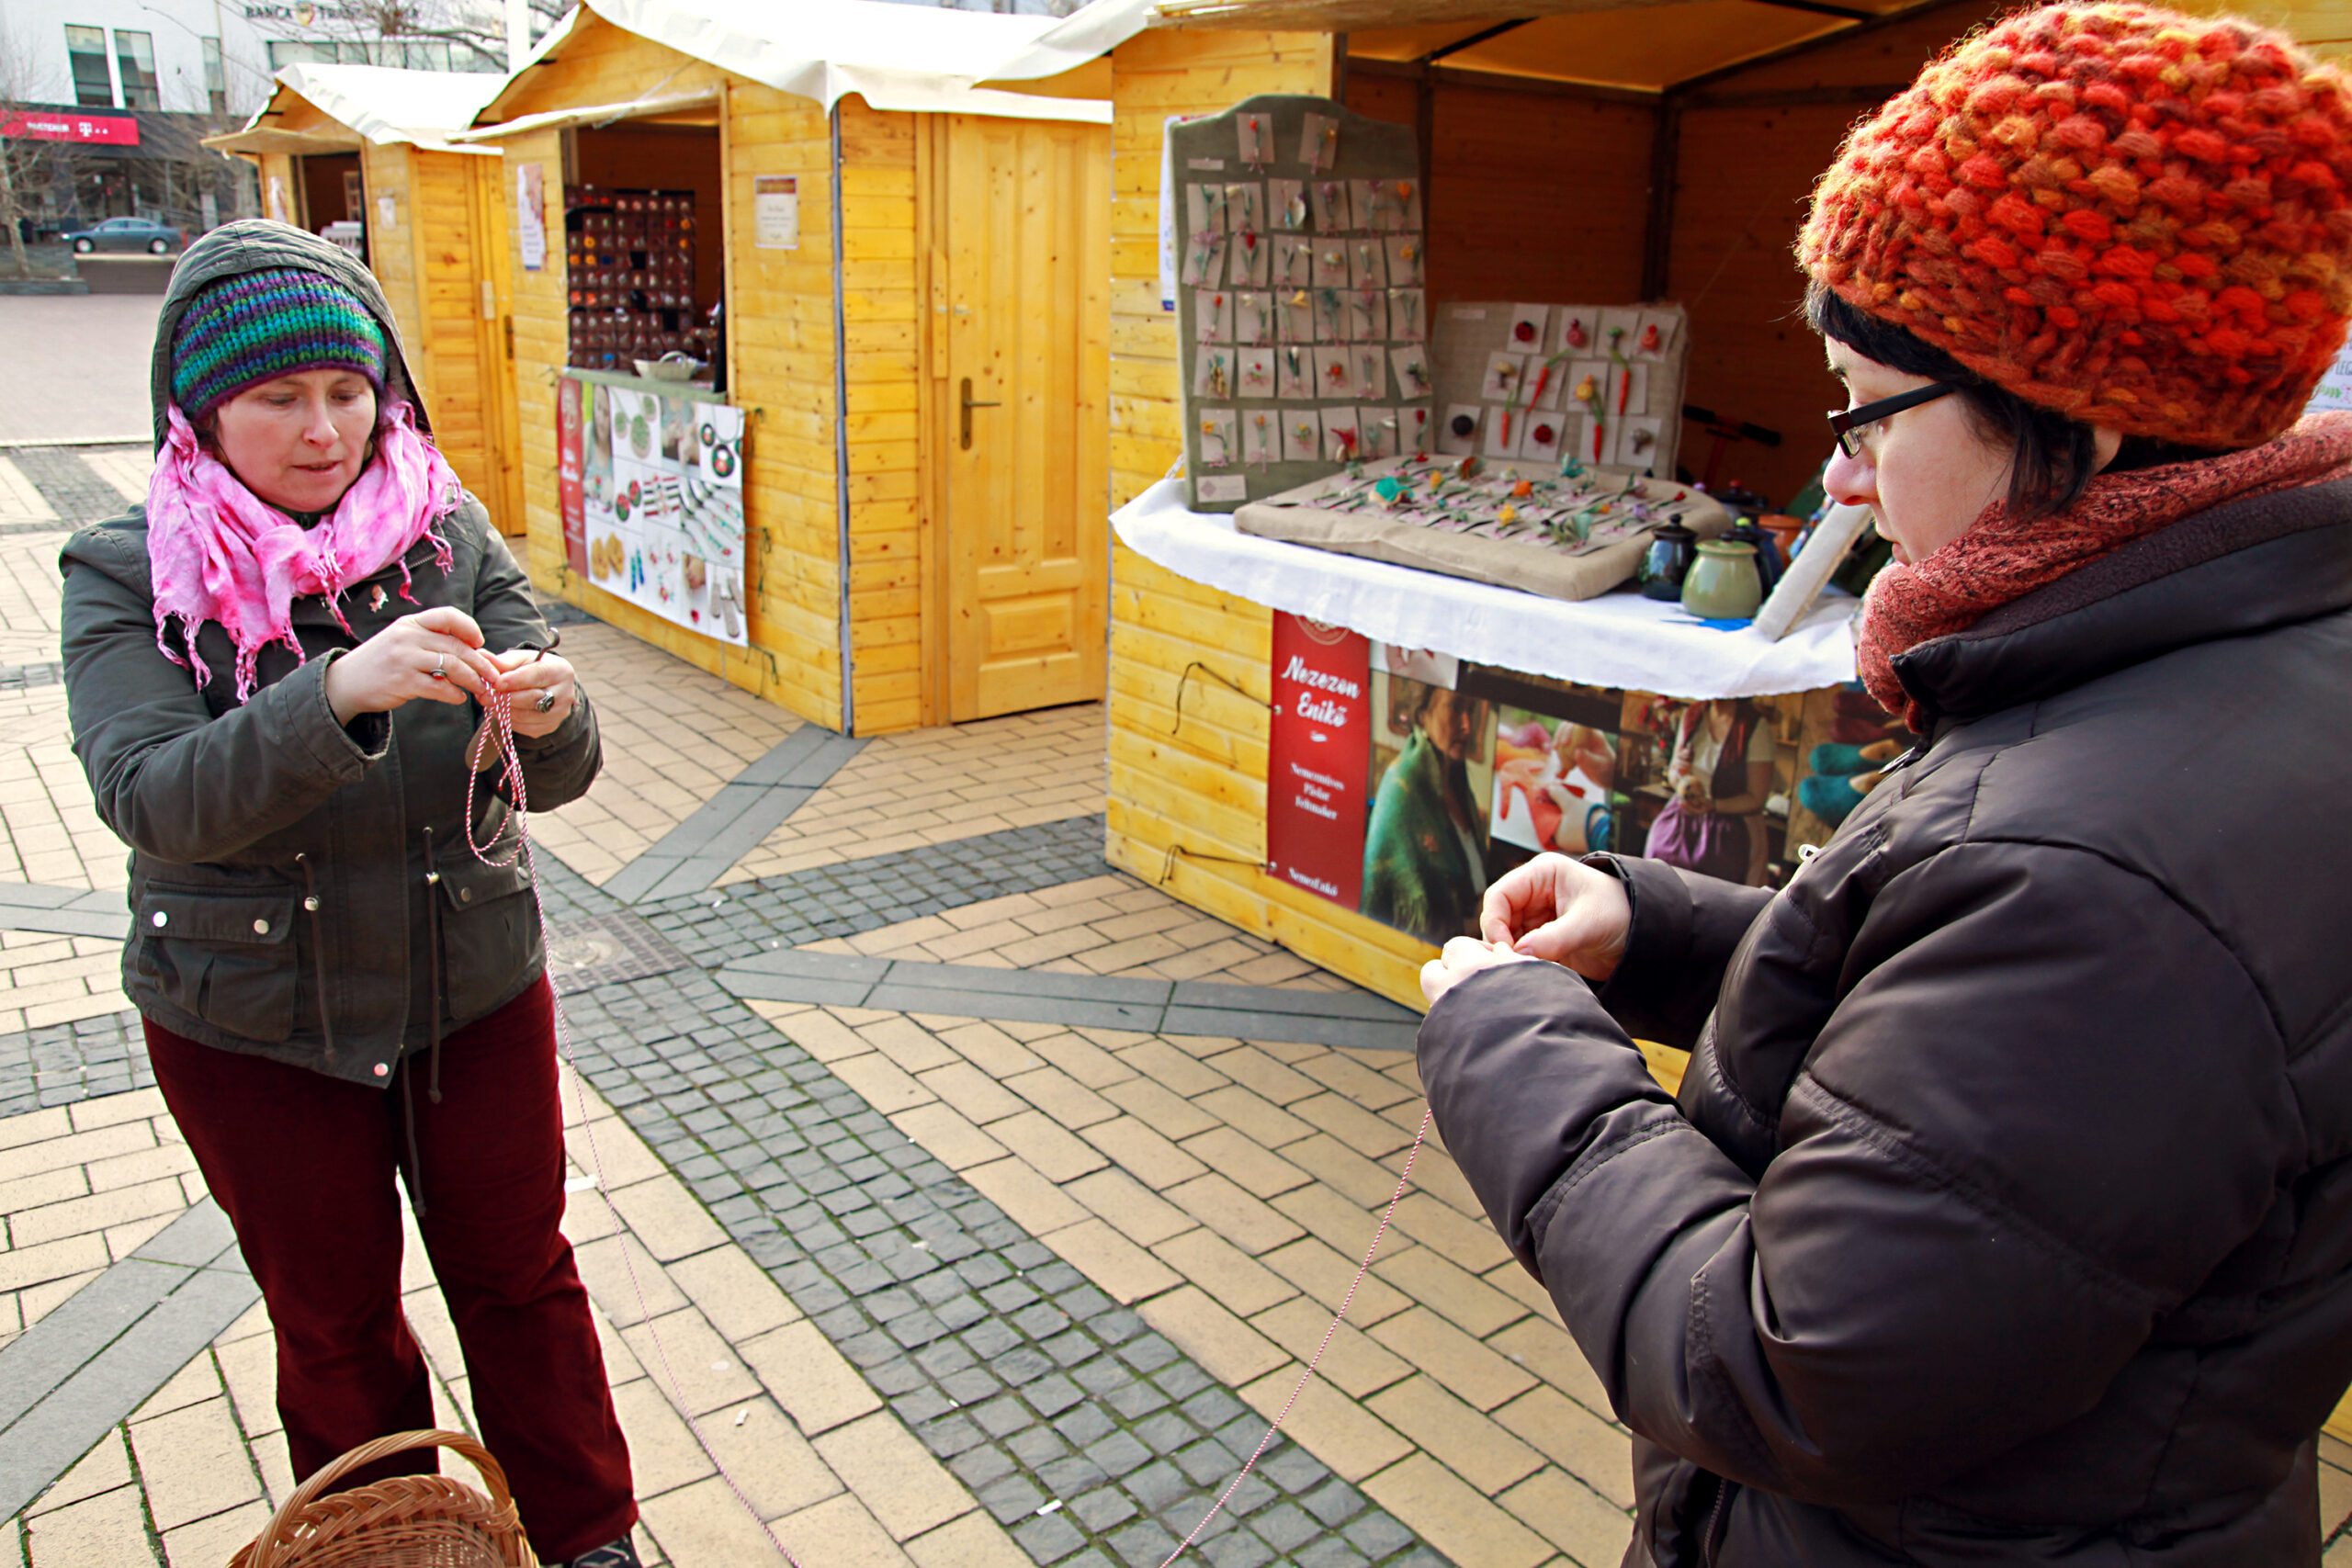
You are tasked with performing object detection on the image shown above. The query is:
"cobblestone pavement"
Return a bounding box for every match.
[0,446,2346,1568]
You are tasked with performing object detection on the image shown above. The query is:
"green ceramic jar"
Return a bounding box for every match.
[1680,538,1763,620]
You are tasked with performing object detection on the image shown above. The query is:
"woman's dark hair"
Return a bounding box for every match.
[1805,281,2216,522]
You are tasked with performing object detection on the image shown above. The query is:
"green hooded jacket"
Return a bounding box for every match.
[58,220,600,1088]
[1361,730,1485,947]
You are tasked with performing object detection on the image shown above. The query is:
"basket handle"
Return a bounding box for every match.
[242,1428,517,1568]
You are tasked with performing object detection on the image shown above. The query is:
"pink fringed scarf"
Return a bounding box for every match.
[1855,412,2352,730]
[145,401,460,701]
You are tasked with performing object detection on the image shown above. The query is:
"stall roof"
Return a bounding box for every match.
[1156,0,1962,94]
[468,0,1157,126]
[206,63,511,157]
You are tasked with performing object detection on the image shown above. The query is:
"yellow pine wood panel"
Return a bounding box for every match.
[1108,30,1333,506]
[486,12,730,118]
[359,144,424,387]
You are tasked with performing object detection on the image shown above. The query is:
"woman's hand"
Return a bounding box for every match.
[1420,936,1537,1007]
[323,607,500,726]
[462,649,580,770]
[1476,852,1632,979]
[1677,774,1713,813]
[488,649,577,739]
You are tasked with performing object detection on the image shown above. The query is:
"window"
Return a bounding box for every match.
[201,37,226,115]
[64,27,113,107]
[114,30,158,111]
[266,39,336,70]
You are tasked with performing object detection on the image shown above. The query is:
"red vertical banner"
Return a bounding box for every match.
[557,375,588,578]
[1267,613,1372,910]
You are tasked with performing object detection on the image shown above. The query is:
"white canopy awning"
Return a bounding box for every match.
[480,0,1153,124]
[215,63,512,155]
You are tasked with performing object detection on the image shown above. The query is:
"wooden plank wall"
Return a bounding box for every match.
[485,16,854,728]
[1106,541,1437,1008]
[838,101,925,735]
[1348,72,1656,308]
[1106,28,1335,509]
[1665,0,2015,506]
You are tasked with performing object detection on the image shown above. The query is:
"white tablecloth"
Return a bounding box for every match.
[1112,479,1860,699]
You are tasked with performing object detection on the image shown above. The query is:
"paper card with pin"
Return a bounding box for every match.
[1320,407,1363,462]
[1226,182,1264,234]
[1350,179,1397,231]
[1575,412,1609,465]
[1566,359,1610,421]
[1508,304,1551,351]
[1483,351,1528,401]
[1270,177,1308,231]
[1391,345,1433,400]
[1191,182,1232,234]
[1597,306,1641,355]
[1400,403,1433,455]
[1242,408,1278,466]
[1180,229,1226,288]
[1308,178,1351,232]
[1611,361,1650,418]
[1229,230,1269,288]
[1280,296,1317,346]
[1349,239,1387,289]
[1273,235,1311,288]
[1350,288,1388,343]
[1197,409,1238,468]
[1521,412,1570,463]
[1529,357,1569,412]
[1352,345,1387,400]
[1281,410,1323,463]
[1194,288,1233,344]
[1390,288,1427,343]
[1312,346,1354,400]
[1312,289,1345,344]
[1238,347,1276,398]
[1556,307,1594,355]
[1237,111,1273,167]
[1277,343,1313,399]
[1484,404,1526,458]
[1612,414,1665,470]
[1386,234,1424,288]
[1358,407,1403,460]
[1299,112,1340,171]
[1233,291,1274,346]
[1194,349,1237,400]
[1313,239,1351,288]
[1438,402,1483,456]
[1634,309,1679,360]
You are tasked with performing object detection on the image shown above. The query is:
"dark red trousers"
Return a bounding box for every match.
[144,978,636,1564]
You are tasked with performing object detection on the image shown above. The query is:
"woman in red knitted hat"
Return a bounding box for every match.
[1415,5,2352,1564]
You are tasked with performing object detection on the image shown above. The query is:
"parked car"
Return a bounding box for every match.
[62,218,184,254]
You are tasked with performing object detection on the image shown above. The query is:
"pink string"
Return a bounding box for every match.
[1156,1108,1431,1567]
[467,684,1434,1568]
[466,687,808,1568]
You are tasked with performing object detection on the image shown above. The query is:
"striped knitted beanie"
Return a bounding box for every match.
[1800,2,2352,449]
[169,268,387,424]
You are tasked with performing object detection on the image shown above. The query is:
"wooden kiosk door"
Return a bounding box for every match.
[932,113,1111,723]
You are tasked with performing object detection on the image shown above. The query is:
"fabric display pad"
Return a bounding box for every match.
[1430,299,1690,478]
[1236,455,1727,603]
[1168,96,1429,513]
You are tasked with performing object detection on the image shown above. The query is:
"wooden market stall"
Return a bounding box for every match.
[448,0,1157,735]
[207,66,525,536]
[1100,0,2352,1451]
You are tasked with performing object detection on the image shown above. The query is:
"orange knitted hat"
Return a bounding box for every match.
[1801,2,2352,448]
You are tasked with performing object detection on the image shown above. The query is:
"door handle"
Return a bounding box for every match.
[960,377,1001,451]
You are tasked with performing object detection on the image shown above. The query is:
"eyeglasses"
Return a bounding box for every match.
[1826,381,1956,459]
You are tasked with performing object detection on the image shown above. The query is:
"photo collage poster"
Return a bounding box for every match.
[567,374,749,647]
[1264,612,1905,948]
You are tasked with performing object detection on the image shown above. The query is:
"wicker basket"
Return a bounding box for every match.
[229,1429,536,1568]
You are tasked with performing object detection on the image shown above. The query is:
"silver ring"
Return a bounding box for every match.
[430,654,447,681]
[535,691,558,714]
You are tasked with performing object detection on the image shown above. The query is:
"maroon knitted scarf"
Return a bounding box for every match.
[1856,412,2352,730]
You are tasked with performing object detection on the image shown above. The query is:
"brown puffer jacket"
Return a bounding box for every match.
[1418,478,2352,1566]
